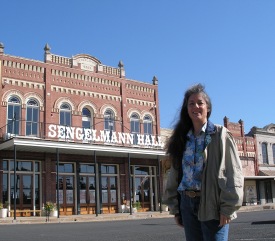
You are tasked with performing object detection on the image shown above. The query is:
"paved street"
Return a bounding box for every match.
[229,210,275,241]
[0,210,274,241]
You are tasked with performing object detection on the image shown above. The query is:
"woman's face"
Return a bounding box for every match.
[187,93,209,125]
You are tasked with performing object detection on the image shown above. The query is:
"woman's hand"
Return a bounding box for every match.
[219,214,231,227]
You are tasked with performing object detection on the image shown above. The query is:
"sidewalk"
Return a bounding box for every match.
[0,204,274,225]
[0,211,173,225]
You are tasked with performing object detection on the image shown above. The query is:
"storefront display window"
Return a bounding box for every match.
[2,160,41,214]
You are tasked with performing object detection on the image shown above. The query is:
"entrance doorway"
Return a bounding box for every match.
[57,175,75,215]
[264,181,273,203]
[132,165,157,211]
[79,163,96,214]
[79,176,96,214]
[56,163,75,215]
[10,174,32,209]
[100,165,118,214]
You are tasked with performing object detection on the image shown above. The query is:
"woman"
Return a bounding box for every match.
[164,84,244,241]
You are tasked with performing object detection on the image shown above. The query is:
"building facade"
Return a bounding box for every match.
[0,43,166,216]
[248,124,275,204]
[223,117,259,205]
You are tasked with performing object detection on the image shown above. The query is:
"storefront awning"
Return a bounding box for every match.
[258,170,275,176]
[245,176,275,180]
[0,136,167,159]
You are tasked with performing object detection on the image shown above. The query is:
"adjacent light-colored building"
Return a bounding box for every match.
[247,124,275,204]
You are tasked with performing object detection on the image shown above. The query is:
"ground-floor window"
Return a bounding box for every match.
[2,160,41,216]
[1,159,160,216]
[244,180,257,205]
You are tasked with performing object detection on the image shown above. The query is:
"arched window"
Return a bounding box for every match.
[104,109,115,131]
[26,99,39,136]
[131,113,140,145]
[7,96,21,135]
[262,143,268,164]
[82,107,93,129]
[60,103,71,126]
[272,144,275,164]
[143,115,152,135]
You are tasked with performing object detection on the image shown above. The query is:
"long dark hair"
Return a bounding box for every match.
[166,84,212,169]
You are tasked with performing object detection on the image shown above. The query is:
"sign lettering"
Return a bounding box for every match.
[48,124,164,148]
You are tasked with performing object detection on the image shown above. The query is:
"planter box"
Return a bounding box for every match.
[161,205,169,212]
[50,210,58,217]
[0,209,8,218]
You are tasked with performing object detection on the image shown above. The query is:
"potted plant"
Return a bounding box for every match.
[0,201,9,218]
[44,202,58,217]
[132,201,141,213]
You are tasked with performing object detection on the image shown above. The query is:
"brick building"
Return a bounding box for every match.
[223,117,258,205]
[0,43,166,217]
[224,117,275,205]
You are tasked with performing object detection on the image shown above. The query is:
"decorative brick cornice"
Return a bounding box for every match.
[51,85,121,102]
[126,98,155,107]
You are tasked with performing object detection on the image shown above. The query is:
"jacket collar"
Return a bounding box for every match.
[205,120,216,135]
[204,121,216,149]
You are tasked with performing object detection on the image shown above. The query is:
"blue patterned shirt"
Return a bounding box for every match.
[178,123,207,191]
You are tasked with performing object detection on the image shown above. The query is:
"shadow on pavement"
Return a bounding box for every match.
[251,220,275,225]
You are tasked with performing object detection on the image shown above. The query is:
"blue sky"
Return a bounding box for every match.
[1,0,275,133]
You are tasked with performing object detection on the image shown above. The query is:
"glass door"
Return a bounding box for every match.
[57,175,75,215]
[132,166,157,211]
[135,176,150,205]
[101,176,117,213]
[100,165,118,214]
[10,174,33,215]
[79,176,96,214]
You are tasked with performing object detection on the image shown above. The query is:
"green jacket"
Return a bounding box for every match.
[163,124,244,221]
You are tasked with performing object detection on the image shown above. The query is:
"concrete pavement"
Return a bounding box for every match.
[0,204,274,225]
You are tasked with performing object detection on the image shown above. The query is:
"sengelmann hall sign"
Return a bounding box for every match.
[48,124,164,148]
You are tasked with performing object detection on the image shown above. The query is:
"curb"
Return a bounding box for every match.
[0,211,173,225]
[1,205,274,225]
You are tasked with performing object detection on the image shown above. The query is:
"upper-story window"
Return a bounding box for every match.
[60,103,71,126]
[82,107,93,129]
[262,142,268,164]
[272,144,275,164]
[26,99,39,136]
[131,113,140,145]
[7,96,21,135]
[143,115,152,135]
[104,109,115,132]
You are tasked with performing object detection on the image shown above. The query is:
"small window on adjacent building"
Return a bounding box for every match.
[272,144,275,164]
[262,143,268,164]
